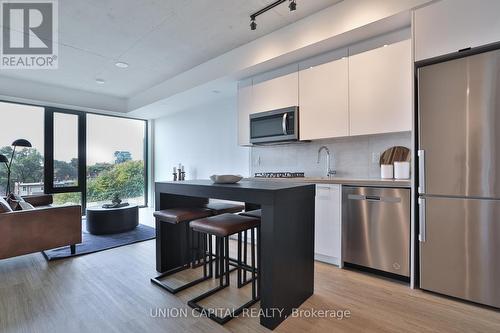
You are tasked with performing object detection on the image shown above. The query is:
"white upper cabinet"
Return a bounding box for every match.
[414,0,500,62]
[349,39,412,136]
[252,66,298,114]
[237,78,253,146]
[299,56,349,140]
[237,34,412,145]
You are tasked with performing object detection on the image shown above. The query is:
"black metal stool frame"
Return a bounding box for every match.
[188,226,261,325]
[151,223,213,294]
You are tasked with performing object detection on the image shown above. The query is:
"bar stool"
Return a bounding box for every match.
[188,213,261,325]
[205,201,245,277]
[239,209,261,286]
[205,201,245,215]
[151,207,214,294]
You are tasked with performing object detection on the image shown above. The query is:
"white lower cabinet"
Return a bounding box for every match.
[314,184,341,266]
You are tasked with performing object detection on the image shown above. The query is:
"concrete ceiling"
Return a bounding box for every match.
[0,0,340,99]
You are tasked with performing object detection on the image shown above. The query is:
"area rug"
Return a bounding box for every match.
[42,221,155,261]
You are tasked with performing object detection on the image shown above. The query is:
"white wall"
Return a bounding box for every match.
[154,97,250,182]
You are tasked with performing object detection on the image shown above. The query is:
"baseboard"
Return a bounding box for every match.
[314,253,340,266]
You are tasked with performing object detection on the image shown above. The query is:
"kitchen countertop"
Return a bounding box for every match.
[247,177,412,188]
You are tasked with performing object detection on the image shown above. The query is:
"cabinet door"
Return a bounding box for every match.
[237,78,253,146]
[414,0,500,62]
[253,71,298,113]
[349,39,412,136]
[315,184,341,265]
[299,58,349,140]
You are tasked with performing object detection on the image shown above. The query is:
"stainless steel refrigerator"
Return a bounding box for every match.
[418,48,500,308]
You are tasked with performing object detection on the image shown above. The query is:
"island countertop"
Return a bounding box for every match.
[156,179,311,192]
[154,180,316,330]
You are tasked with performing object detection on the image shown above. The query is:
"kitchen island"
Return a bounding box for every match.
[155,180,315,330]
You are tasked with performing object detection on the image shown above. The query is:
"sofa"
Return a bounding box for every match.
[0,194,82,260]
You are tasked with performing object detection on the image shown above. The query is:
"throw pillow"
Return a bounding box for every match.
[18,201,35,210]
[0,197,13,213]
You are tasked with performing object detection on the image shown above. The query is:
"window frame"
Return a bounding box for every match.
[44,108,87,209]
[0,99,148,212]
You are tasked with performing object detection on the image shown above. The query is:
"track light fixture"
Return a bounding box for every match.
[249,0,298,31]
[250,18,257,30]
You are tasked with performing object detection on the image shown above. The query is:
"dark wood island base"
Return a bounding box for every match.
[154,180,315,330]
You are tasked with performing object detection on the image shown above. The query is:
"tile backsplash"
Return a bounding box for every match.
[250,132,412,178]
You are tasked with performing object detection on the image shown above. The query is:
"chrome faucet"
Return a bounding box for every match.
[317,146,336,178]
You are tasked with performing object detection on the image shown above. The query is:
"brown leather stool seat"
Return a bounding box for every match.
[205,202,245,215]
[153,207,212,224]
[239,209,261,219]
[190,213,260,237]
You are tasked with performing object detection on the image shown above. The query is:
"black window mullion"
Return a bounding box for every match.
[44,110,54,194]
[79,113,87,214]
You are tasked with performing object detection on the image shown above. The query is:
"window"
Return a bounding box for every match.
[0,101,147,210]
[53,112,79,188]
[44,109,85,207]
[86,114,146,208]
[0,101,44,196]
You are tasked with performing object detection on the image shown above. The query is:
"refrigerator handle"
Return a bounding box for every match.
[418,197,426,242]
[418,150,425,194]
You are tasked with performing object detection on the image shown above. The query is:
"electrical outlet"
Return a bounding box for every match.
[372,152,380,164]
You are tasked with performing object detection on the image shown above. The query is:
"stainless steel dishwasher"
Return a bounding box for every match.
[342,186,410,277]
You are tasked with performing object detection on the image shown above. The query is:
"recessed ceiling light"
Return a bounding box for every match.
[96,78,105,84]
[115,61,129,68]
[383,44,388,47]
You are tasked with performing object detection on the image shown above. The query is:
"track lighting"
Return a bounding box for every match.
[249,0,298,31]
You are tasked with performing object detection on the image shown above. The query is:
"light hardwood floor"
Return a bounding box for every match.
[0,216,499,332]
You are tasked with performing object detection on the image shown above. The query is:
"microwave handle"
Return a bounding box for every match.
[282,113,288,135]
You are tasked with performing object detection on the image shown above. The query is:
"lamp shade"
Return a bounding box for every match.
[11,139,32,147]
[0,154,8,163]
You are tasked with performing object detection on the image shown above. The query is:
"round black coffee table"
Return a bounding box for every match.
[86,204,139,235]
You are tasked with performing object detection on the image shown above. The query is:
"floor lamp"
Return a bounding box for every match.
[4,139,32,196]
[0,154,8,196]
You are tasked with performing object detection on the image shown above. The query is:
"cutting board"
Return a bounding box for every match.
[379,146,410,166]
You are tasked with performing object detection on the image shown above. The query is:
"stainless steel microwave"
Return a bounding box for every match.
[250,106,299,144]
